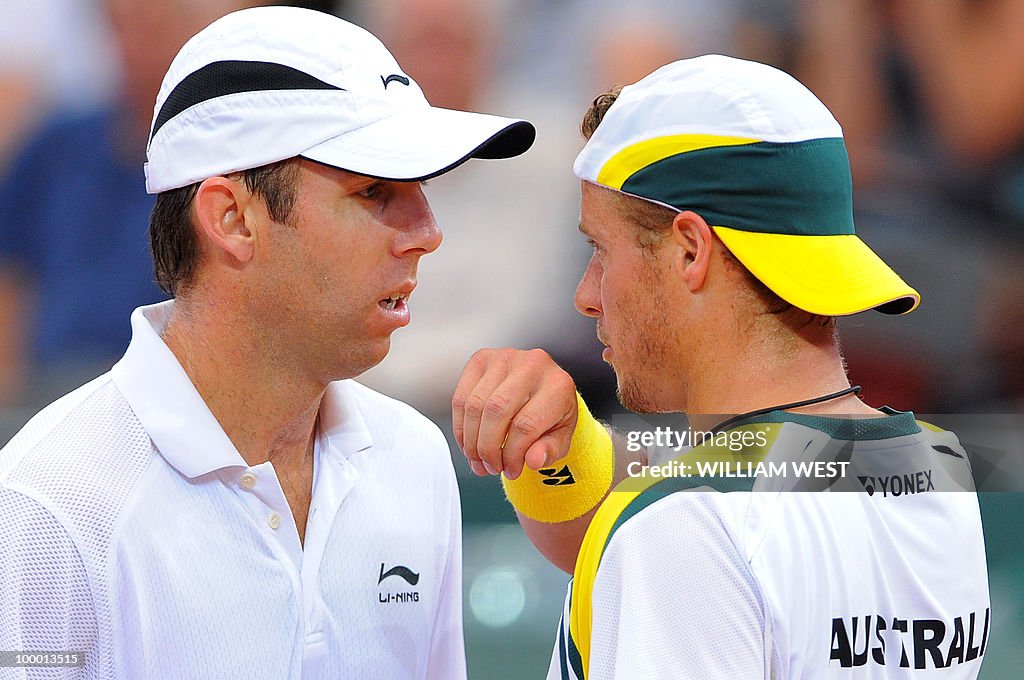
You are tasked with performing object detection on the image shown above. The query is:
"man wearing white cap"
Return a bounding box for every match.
[453,56,989,678]
[0,6,533,679]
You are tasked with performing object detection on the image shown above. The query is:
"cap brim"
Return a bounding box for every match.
[713,226,920,315]
[299,105,535,181]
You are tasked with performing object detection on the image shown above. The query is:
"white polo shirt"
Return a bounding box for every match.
[0,301,465,679]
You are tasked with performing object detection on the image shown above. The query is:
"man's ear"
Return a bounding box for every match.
[671,210,714,292]
[193,177,256,265]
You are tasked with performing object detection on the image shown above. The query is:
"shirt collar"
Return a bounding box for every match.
[111,301,245,478]
[319,380,374,460]
[742,407,921,441]
[111,301,375,479]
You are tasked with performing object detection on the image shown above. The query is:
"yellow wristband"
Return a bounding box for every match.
[502,392,614,523]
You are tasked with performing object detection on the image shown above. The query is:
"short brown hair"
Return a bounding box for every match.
[581,87,835,330]
[583,87,678,251]
[149,159,300,297]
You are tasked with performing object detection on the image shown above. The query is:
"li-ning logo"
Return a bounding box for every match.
[381,74,410,89]
[378,563,419,586]
[538,465,575,486]
[378,563,420,604]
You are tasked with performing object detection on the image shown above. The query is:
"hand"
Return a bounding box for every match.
[452,348,577,480]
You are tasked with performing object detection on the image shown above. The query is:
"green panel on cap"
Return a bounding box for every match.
[619,138,855,236]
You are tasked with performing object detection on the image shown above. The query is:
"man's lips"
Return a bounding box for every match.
[375,280,416,327]
[378,280,416,309]
[597,327,612,361]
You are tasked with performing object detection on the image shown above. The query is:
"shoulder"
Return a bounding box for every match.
[584,491,770,679]
[0,373,157,560]
[577,482,759,613]
[2,373,118,474]
[914,418,969,453]
[607,487,752,563]
[597,474,756,563]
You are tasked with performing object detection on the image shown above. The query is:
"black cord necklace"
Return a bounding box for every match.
[710,385,862,434]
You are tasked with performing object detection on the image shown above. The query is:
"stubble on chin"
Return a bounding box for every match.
[616,377,661,414]
[612,331,673,414]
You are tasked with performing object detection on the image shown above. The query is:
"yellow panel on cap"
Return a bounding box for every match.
[596,134,761,189]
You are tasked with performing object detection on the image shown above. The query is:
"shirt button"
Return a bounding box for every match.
[268,512,282,530]
[240,473,257,490]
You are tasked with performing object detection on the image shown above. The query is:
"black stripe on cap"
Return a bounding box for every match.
[151,60,343,141]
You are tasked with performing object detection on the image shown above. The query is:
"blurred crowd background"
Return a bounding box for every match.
[0,0,1020,677]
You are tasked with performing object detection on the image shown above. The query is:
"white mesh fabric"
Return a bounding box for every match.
[0,490,95,680]
[1,377,156,679]
[0,375,109,479]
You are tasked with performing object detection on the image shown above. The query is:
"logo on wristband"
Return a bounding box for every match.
[539,465,576,486]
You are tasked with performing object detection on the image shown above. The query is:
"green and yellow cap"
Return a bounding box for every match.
[573,55,919,316]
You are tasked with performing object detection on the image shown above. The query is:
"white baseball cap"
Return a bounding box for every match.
[144,6,536,193]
